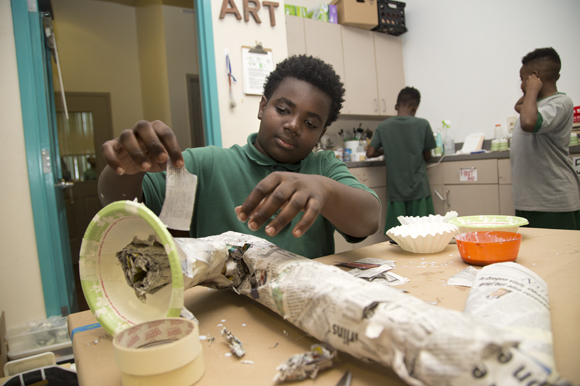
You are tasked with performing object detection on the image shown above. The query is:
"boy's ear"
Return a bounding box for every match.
[258,96,268,119]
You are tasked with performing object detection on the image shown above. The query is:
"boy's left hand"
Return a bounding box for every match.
[235,172,330,238]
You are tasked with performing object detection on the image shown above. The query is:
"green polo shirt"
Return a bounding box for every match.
[143,133,378,258]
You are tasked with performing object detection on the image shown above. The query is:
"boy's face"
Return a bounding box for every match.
[255,78,330,164]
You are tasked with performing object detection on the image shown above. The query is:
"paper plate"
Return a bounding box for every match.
[79,201,183,336]
[448,215,528,234]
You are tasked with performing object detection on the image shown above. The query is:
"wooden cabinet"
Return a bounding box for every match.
[285,17,405,117]
[373,33,405,116]
[340,26,379,115]
[498,158,515,215]
[428,158,516,217]
[334,166,389,253]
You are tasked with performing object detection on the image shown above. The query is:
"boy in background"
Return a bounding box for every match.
[98,55,380,258]
[366,87,436,232]
[511,47,580,229]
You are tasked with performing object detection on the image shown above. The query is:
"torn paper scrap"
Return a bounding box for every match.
[447,266,479,287]
[273,344,336,384]
[159,161,197,231]
[221,327,245,357]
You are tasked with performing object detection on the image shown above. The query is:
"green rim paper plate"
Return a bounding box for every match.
[448,215,528,233]
[79,201,183,336]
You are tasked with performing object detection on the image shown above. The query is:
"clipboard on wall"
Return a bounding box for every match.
[241,42,274,95]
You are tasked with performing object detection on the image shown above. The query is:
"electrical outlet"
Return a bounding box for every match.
[507,116,517,134]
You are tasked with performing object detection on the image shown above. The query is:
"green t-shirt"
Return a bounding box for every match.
[143,133,378,258]
[370,116,436,201]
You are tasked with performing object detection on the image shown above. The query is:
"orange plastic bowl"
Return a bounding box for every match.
[455,231,522,266]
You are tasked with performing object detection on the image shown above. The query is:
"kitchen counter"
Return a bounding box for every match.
[344,144,580,168]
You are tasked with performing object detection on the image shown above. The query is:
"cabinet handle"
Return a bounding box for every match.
[434,189,446,202]
[446,190,450,207]
[382,99,386,113]
[374,98,378,112]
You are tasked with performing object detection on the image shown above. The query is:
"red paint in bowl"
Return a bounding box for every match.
[455,231,522,266]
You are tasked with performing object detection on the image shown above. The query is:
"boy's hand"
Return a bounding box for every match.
[524,73,543,95]
[101,120,184,175]
[235,172,331,238]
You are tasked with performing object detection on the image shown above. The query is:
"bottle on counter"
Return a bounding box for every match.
[442,120,455,155]
[494,124,504,140]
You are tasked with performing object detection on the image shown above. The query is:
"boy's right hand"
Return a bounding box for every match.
[101,120,184,175]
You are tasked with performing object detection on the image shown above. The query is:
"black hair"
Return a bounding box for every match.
[522,47,561,81]
[522,47,561,66]
[397,86,421,106]
[263,55,345,127]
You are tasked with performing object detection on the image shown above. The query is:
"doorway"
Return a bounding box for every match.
[54,92,113,311]
[187,74,205,148]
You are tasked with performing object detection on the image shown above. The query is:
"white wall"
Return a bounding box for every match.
[211,0,289,148]
[0,0,47,329]
[401,0,580,140]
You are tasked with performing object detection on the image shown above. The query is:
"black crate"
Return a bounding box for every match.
[373,0,408,36]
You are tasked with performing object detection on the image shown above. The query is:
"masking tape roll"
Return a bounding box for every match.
[113,318,204,386]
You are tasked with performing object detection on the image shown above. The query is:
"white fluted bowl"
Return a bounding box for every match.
[397,211,458,225]
[387,222,459,254]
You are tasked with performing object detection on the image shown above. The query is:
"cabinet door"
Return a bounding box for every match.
[499,184,515,215]
[373,33,405,116]
[285,16,306,56]
[348,166,386,188]
[304,19,346,88]
[341,26,379,115]
[498,158,512,184]
[443,159,498,185]
[430,184,447,215]
[445,185,500,216]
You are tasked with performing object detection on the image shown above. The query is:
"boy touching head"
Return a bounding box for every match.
[99,55,381,258]
[511,47,580,230]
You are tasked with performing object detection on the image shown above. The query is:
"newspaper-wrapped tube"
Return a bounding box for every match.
[111,231,568,386]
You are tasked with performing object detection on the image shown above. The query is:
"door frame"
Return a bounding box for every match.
[11,0,76,316]
[12,0,221,316]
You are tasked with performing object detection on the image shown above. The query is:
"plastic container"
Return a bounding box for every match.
[443,135,455,155]
[372,0,408,36]
[6,319,72,361]
[494,124,503,139]
[455,231,522,266]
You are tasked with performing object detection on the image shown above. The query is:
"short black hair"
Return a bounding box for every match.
[263,55,345,127]
[522,47,561,81]
[397,86,421,106]
[522,47,561,66]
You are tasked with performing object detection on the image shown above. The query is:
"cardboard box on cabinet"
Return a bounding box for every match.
[330,0,378,30]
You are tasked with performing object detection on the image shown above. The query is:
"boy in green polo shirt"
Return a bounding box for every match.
[99,55,380,258]
[366,87,436,233]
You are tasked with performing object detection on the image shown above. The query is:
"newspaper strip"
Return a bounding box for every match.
[158,161,197,231]
[464,262,559,379]
[115,232,569,386]
[447,266,479,287]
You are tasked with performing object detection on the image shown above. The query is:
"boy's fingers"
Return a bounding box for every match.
[237,175,281,222]
[119,128,154,171]
[150,120,184,168]
[290,199,322,237]
[101,139,125,174]
[264,195,306,236]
